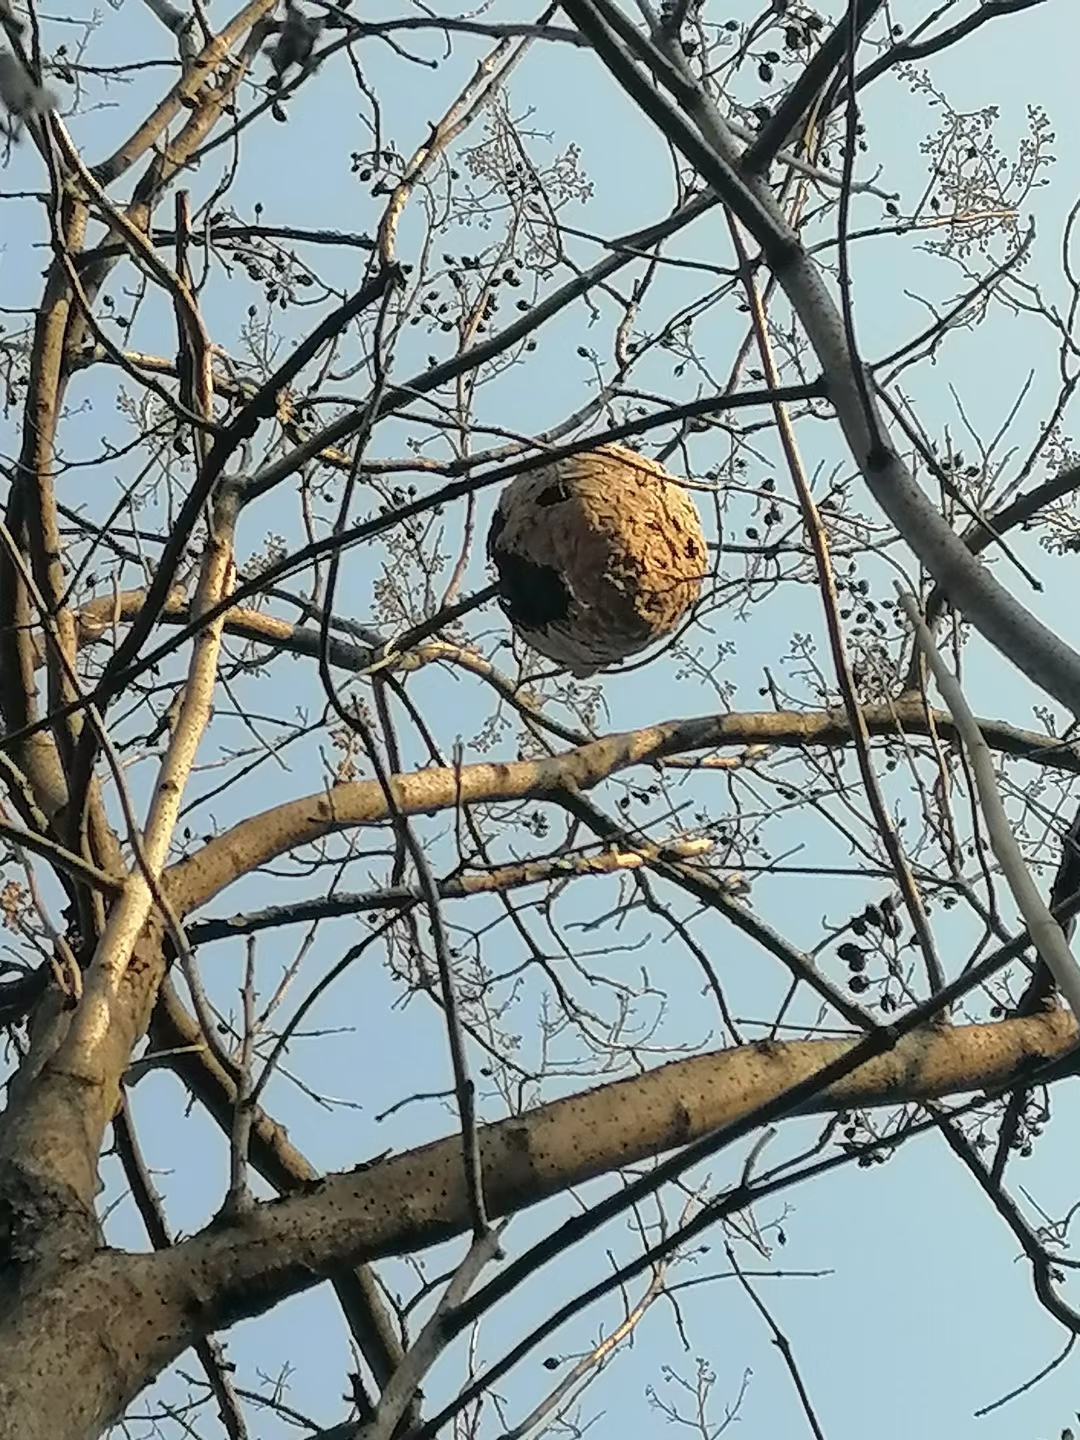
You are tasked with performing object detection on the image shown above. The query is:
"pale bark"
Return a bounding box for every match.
[174,1011,1075,1318]
[0,499,236,1219]
[562,0,1080,716]
[68,593,1080,782]
[92,0,278,188]
[0,980,1073,1438]
[72,1012,1080,1438]
[105,1011,1080,1396]
[903,590,1080,1015]
[168,701,1080,915]
[75,503,233,1045]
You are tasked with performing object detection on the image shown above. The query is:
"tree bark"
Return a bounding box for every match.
[165,1009,1078,1337]
[0,1251,188,1440]
[1,1009,1069,1440]
[166,702,1080,915]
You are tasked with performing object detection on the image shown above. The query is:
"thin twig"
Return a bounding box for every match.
[356,1226,504,1440]
[974,1332,1076,1416]
[900,588,1080,1017]
[726,1243,827,1440]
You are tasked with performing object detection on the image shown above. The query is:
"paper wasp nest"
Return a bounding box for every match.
[487,444,707,677]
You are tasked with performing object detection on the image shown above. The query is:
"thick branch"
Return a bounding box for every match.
[164,1011,1077,1336]
[0,1251,179,1440]
[168,701,1080,914]
[562,0,1080,716]
[1,1006,1073,1439]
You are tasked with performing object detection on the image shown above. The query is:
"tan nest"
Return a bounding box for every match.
[487,443,707,677]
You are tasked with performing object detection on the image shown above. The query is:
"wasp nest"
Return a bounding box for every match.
[487,444,707,677]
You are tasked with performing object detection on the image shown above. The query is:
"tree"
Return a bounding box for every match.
[0,0,1078,1436]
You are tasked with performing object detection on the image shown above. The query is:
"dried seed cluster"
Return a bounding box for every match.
[487,443,707,677]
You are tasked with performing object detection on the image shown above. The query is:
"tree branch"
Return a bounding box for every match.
[167,701,1080,915]
[562,0,1080,716]
[185,837,724,945]
[158,1008,1077,1340]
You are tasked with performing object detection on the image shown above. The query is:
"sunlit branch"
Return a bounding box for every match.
[562,0,1080,716]
[185,836,725,944]
[166,701,1080,916]
[160,990,1078,1363]
[902,589,1080,1018]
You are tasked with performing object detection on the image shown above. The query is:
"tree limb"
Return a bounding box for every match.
[157,1009,1077,1342]
[168,701,1080,914]
[562,0,1080,717]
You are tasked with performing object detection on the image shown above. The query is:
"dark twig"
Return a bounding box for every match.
[113,1098,250,1440]
[974,1332,1076,1417]
[728,217,944,1000]
[742,0,886,173]
[726,1243,827,1440]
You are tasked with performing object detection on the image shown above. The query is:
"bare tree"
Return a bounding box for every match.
[0,1,1078,1437]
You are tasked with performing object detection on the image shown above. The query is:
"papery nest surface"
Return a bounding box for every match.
[487,443,707,677]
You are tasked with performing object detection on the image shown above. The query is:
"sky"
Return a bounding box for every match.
[4,2,1080,1438]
